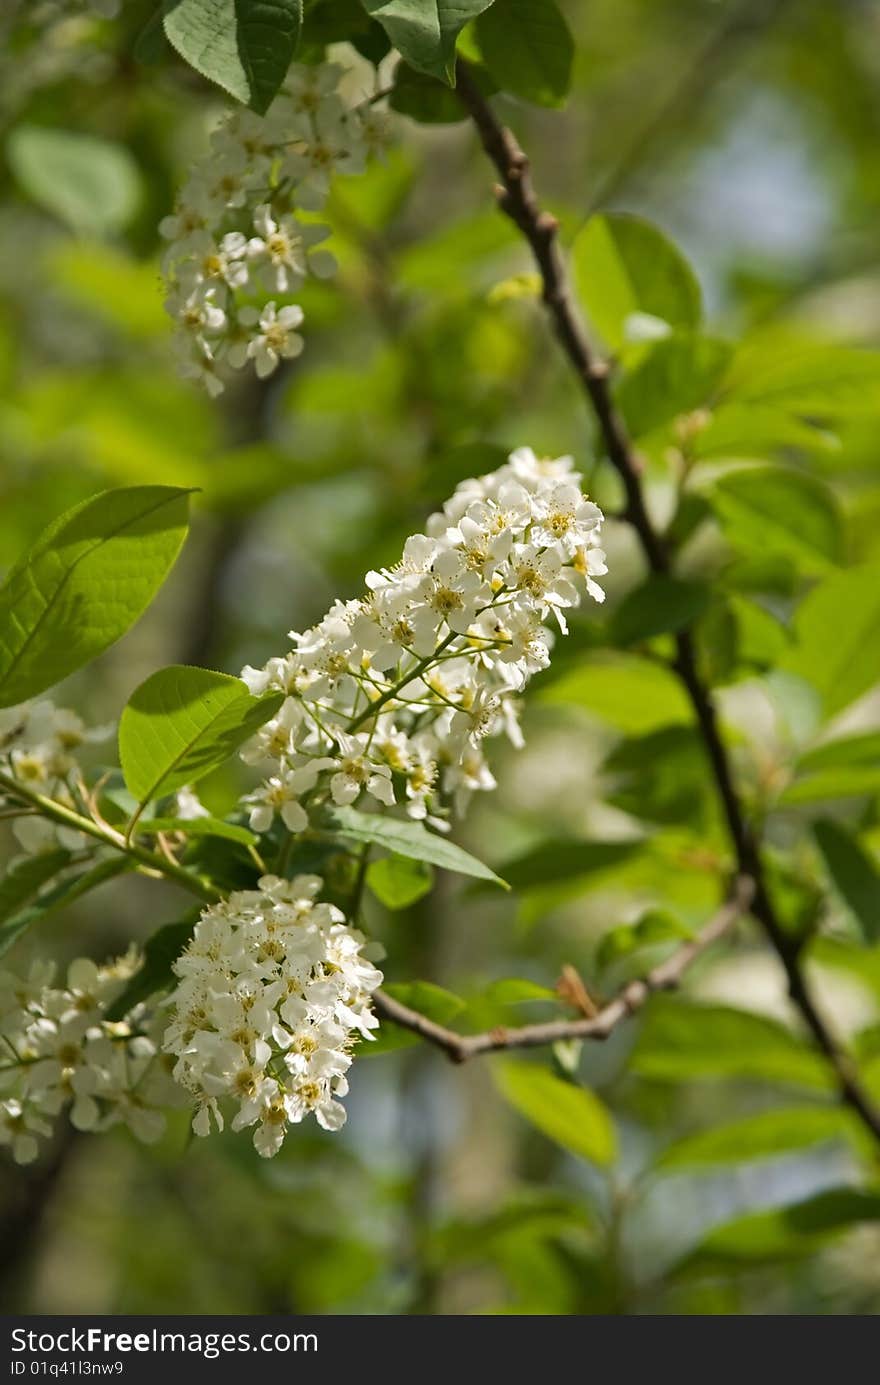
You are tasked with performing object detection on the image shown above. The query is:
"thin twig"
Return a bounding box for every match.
[0,769,219,905]
[452,62,880,1143]
[373,878,753,1062]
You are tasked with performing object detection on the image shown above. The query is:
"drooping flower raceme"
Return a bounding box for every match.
[0,948,177,1164]
[160,62,392,395]
[240,447,607,836]
[0,449,608,1160]
[162,874,383,1156]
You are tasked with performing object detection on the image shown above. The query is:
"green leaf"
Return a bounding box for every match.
[597,909,690,972]
[783,734,880,803]
[494,1060,617,1166]
[498,839,638,893]
[325,805,508,887]
[615,334,731,440]
[135,816,259,847]
[783,564,880,718]
[0,857,130,959]
[163,0,303,113]
[0,487,191,709]
[813,819,880,943]
[390,62,469,121]
[603,727,714,829]
[610,576,711,647]
[799,732,880,775]
[360,0,495,82]
[482,978,557,1004]
[731,596,791,668]
[572,213,701,352]
[693,403,839,460]
[476,0,573,107]
[724,346,880,417]
[706,465,842,571]
[779,767,880,807]
[365,980,466,1055]
[7,126,142,237]
[366,853,434,909]
[657,1106,859,1172]
[541,654,693,733]
[119,665,283,812]
[0,850,71,925]
[632,998,833,1091]
[105,915,199,1022]
[677,1188,880,1274]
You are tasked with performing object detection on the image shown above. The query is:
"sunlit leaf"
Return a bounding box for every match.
[119,665,283,813]
[326,805,507,887]
[0,487,191,708]
[494,1060,617,1165]
[573,213,701,351]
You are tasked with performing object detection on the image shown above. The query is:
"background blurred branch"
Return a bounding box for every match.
[454,60,880,1145]
[373,876,753,1062]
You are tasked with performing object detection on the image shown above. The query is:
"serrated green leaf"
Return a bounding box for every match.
[657,1106,859,1172]
[119,665,283,812]
[0,487,191,709]
[573,213,701,352]
[360,0,495,82]
[632,998,833,1091]
[7,126,142,236]
[325,805,507,887]
[476,0,573,107]
[706,465,842,571]
[163,0,303,112]
[105,914,199,1022]
[813,819,880,943]
[494,1060,616,1166]
[366,853,434,909]
[783,564,880,718]
[610,576,711,647]
[0,857,130,959]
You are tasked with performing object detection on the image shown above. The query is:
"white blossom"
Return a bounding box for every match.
[163,875,382,1155]
[160,61,389,393]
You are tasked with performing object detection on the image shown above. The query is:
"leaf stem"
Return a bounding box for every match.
[0,768,219,904]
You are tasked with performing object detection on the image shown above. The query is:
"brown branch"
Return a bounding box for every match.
[452,62,880,1144]
[373,878,753,1063]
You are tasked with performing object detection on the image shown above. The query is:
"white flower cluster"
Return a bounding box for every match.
[163,874,382,1156]
[160,62,391,396]
[241,448,607,836]
[0,700,110,855]
[0,949,175,1164]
